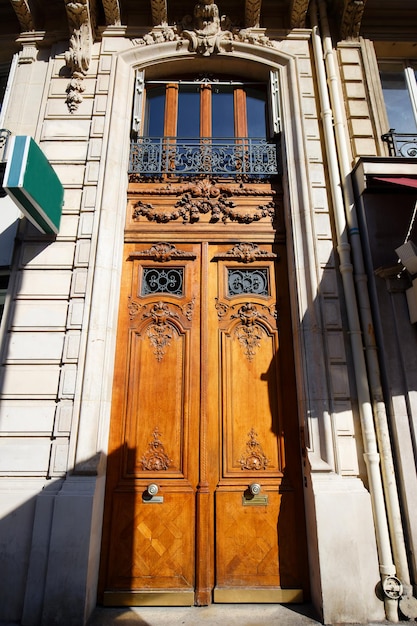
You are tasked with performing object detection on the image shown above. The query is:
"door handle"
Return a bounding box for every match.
[147,483,159,496]
[142,483,163,503]
[243,483,268,506]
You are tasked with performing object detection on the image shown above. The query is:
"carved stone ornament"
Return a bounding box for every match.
[180,0,233,56]
[213,242,277,263]
[133,1,277,53]
[64,0,94,113]
[239,428,270,470]
[132,181,275,224]
[128,242,196,262]
[140,427,172,471]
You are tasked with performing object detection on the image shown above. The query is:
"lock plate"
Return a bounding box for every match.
[242,493,268,506]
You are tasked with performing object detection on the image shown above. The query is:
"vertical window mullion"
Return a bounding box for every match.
[165,83,179,137]
[404,64,417,128]
[200,84,212,138]
[234,88,247,138]
[132,69,144,136]
[269,70,281,135]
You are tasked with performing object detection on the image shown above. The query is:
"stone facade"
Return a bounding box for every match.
[0,1,416,624]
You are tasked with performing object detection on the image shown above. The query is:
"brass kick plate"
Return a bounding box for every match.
[214,587,304,603]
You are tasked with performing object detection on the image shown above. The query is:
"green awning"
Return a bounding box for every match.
[3,135,64,234]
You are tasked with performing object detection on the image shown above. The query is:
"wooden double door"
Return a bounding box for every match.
[99,238,308,606]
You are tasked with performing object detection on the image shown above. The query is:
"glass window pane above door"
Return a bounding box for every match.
[380,64,417,133]
[212,87,234,137]
[177,86,200,137]
[144,87,165,136]
[246,88,267,138]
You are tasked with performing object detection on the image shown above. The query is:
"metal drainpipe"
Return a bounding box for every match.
[316,0,415,612]
[310,2,398,621]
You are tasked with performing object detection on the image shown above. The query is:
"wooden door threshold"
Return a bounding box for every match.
[103,590,195,606]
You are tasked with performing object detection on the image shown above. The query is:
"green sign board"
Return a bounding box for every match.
[3,136,64,234]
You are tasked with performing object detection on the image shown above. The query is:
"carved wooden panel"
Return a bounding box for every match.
[106,491,195,591]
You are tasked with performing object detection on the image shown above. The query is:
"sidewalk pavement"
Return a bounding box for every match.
[87,604,413,626]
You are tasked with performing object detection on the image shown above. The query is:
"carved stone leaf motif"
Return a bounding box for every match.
[10,0,34,32]
[140,427,172,471]
[102,0,121,26]
[340,0,366,40]
[290,0,309,28]
[245,0,261,28]
[151,0,168,26]
[239,428,270,470]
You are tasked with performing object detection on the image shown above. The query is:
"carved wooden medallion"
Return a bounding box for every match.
[140,427,172,471]
[239,428,270,470]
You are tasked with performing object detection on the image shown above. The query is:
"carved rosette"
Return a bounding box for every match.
[141,427,172,471]
[239,428,270,470]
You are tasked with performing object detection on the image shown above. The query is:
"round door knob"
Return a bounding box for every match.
[249,483,261,496]
[147,483,159,496]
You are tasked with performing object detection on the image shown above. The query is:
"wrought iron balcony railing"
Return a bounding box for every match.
[129,137,279,178]
[381,130,417,158]
[0,129,11,163]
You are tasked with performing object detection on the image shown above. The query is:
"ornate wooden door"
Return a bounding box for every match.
[99,229,309,605]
